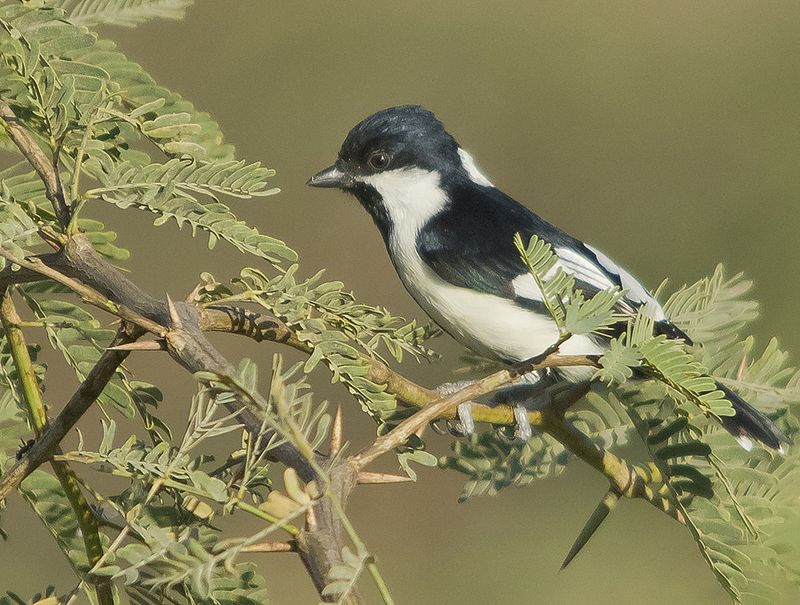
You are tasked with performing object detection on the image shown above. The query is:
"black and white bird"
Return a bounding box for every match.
[307,104,788,451]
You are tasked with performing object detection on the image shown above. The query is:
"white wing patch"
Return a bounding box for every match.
[458,148,493,187]
[511,272,543,302]
[584,244,666,319]
[511,244,665,320]
[555,247,617,293]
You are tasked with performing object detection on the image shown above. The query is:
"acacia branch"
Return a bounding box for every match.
[0,99,70,227]
[351,346,588,469]
[0,233,360,599]
[0,240,684,525]
[0,323,143,501]
[0,247,166,335]
[0,96,681,599]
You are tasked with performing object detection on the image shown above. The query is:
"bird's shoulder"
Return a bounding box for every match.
[416,184,599,286]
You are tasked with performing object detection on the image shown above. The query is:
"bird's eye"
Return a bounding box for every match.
[367,151,391,171]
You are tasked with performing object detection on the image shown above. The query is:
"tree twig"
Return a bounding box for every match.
[0,247,165,335]
[0,323,143,501]
[1,289,114,605]
[0,99,70,227]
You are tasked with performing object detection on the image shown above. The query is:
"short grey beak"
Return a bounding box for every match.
[306,164,349,188]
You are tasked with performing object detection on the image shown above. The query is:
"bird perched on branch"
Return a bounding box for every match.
[307,104,788,451]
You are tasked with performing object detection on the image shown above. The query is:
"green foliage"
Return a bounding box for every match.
[197,267,436,427]
[19,469,98,573]
[0,389,29,474]
[321,546,367,601]
[0,331,44,472]
[55,0,194,28]
[90,158,295,263]
[515,234,734,420]
[60,382,275,603]
[0,179,39,268]
[514,233,628,337]
[0,0,234,164]
[1,586,59,605]
[447,264,800,603]
[16,283,167,426]
[117,535,270,605]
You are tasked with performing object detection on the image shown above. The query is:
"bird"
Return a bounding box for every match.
[306,104,789,451]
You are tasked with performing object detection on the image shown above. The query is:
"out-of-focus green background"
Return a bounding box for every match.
[3,1,800,603]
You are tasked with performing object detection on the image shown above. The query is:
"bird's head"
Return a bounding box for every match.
[307,105,493,234]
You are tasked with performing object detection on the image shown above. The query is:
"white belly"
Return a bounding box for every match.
[390,237,604,372]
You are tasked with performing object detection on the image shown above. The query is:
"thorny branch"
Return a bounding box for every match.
[0,98,685,601]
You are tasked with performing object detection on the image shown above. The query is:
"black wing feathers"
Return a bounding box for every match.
[416,184,621,308]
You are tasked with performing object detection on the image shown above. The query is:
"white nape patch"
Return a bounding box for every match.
[735,435,754,452]
[778,444,787,456]
[458,148,493,187]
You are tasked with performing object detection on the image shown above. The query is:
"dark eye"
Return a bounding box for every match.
[367,150,391,171]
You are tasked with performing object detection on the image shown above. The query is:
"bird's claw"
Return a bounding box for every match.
[513,405,532,441]
[494,405,533,443]
[431,381,478,437]
[430,382,533,441]
[456,402,476,436]
[430,404,475,437]
[430,402,477,437]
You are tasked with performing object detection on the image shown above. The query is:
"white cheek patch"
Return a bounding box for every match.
[361,168,449,235]
[458,148,493,187]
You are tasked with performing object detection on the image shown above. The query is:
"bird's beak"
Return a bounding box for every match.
[306,164,350,189]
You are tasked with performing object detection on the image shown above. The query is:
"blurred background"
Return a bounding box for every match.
[3,1,800,603]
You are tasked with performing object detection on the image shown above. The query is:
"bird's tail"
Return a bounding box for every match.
[715,381,791,452]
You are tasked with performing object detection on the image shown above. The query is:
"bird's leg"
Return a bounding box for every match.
[432,372,553,439]
[492,371,553,442]
[513,404,533,441]
[432,380,479,436]
[457,402,476,435]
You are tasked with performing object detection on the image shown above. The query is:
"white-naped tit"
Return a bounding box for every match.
[307,104,789,451]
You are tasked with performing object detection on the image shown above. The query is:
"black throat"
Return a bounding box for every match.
[349,182,393,245]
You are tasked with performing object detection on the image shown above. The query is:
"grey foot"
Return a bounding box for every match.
[431,381,477,437]
[431,402,477,437]
[513,405,532,441]
[456,402,476,436]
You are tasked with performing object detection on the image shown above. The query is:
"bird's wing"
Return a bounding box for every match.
[417,186,666,324]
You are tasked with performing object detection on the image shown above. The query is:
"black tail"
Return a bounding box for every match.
[715,382,791,451]
[654,321,790,451]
